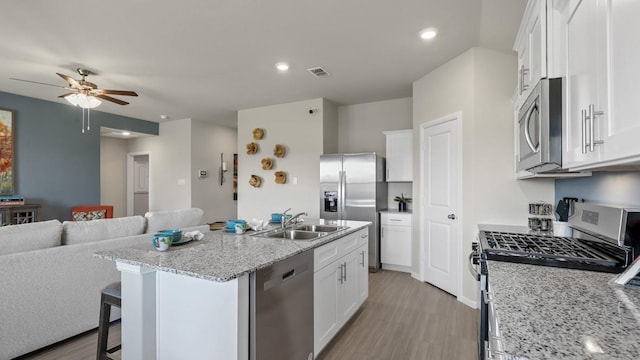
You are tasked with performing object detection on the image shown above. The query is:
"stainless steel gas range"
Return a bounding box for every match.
[470,202,640,360]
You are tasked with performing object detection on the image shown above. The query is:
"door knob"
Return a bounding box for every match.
[447,214,456,220]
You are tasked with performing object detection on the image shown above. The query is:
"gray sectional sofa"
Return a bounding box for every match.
[0,208,208,360]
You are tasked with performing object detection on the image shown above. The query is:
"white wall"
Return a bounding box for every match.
[191,121,238,223]
[237,98,337,220]
[338,98,414,209]
[412,47,554,305]
[128,118,192,211]
[101,118,238,221]
[100,137,128,217]
[323,98,340,154]
[338,98,413,155]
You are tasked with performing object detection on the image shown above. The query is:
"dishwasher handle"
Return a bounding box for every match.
[263,263,309,291]
[282,269,296,280]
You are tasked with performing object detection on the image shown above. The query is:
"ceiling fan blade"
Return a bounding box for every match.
[10,78,66,88]
[57,92,77,98]
[98,89,138,97]
[56,73,82,88]
[96,94,129,105]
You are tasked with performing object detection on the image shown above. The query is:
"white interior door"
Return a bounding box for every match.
[420,114,460,296]
[127,151,150,216]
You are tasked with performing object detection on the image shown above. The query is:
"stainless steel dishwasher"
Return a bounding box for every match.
[250,250,314,360]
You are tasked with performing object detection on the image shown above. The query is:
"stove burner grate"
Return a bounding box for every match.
[481,231,620,269]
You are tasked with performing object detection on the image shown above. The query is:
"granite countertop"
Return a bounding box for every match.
[488,260,640,359]
[95,219,370,283]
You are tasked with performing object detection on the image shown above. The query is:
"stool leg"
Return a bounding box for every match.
[97,293,112,360]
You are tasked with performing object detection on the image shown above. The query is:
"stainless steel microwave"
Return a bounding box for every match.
[517,78,563,173]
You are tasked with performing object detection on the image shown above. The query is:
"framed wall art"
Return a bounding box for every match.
[0,109,14,195]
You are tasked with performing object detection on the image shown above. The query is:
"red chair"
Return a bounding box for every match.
[70,205,114,221]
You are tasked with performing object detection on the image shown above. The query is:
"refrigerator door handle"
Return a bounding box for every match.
[341,171,347,220]
[337,171,344,219]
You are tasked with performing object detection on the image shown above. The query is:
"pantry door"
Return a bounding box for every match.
[420,113,460,296]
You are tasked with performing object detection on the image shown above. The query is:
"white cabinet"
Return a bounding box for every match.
[562,0,607,168]
[314,260,341,352]
[561,0,640,170]
[338,250,360,322]
[380,212,412,272]
[514,0,547,106]
[599,0,640,162]
[384,130,413,182]
[356,242,368,305]
[314,228,369,355]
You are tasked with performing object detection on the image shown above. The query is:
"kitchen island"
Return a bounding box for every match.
[95,219,370,360]
[488,260,640,359]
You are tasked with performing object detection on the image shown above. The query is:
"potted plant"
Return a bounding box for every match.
[394,193,412,212]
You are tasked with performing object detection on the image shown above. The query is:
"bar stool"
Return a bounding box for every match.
[97,282,121,360]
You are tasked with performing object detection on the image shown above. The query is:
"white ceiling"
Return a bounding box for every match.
[0,0,526,128]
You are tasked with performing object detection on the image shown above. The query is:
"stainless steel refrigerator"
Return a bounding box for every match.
[320,153,387,271]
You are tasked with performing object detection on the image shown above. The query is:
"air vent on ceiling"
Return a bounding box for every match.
[307,67,329,77]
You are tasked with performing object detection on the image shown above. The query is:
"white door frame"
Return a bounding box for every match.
[419,111,463,300]
[127,151,151,216]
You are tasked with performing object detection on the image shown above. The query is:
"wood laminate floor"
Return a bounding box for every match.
[16,270,477,360]
[319,270,479,360]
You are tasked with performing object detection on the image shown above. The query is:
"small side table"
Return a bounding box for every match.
[0,204,41,225]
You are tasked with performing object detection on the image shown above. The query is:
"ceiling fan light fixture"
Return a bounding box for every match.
[64,93,102,109]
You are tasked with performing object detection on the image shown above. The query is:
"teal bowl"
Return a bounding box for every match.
[157,229,182,243]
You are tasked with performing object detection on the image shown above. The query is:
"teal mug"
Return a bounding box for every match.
[235,223,247,234]
[152,234,171,251]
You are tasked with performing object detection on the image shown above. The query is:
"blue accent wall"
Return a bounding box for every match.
[0,91,158,221]
[555,171,640,208]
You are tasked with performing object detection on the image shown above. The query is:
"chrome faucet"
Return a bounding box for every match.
[283,212,308,228]
[280,208,291,229]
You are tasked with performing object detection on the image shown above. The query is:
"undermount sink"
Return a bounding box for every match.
[252,224,349,241]
[293,224,347,233]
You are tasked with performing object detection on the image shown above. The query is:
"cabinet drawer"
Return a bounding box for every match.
[340,232,359,255]
[315,241,341,272]
[381,213,412,227]
[357,228,369,247]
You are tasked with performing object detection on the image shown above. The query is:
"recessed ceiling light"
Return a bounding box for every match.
[121,131,131,136]
[420,28,437,40]
[276,62,290,71]
[160,114,169,120]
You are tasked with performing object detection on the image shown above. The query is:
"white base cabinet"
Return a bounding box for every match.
[380,212,412,272]
[314,228,369,355]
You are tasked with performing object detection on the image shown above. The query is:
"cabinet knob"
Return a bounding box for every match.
[447,214,456,220]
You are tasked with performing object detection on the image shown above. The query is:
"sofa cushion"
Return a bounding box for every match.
[62,216,146,245]
[0,220,62,256]
[145,208,204,233]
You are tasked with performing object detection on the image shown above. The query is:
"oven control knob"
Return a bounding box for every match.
[447,214,456,220]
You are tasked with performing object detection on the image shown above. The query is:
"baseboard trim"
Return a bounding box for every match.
[381,264,411,273]
[458,295,478,309]
[410,271,423,281]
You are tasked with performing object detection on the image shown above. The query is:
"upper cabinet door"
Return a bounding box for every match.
[384,130,413,182]
[601,0,640,162]
[515,0,547,104]
[563,0,608,168]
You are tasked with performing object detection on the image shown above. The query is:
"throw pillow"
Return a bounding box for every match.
[72,210,106,221]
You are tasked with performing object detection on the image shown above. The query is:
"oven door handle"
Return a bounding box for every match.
[468,252,480,281]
